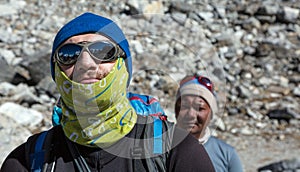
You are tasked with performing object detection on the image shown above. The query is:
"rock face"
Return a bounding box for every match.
[258,158,300,172]
[0,1,299,171]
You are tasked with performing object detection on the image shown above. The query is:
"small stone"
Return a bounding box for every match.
[277,134,285,140]
[293,86,300,97]
[240,127,253,135]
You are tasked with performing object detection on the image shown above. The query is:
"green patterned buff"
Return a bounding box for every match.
[55,58,137,148]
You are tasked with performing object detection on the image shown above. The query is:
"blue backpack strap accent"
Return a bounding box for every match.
[30,131,48,172]
[153,118,163,154]
[128,92,166,154]
[52,97,62,126]
[52,105,62,126]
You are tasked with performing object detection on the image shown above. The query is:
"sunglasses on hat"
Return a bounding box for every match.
[179,75,214,93]
[54,40,124,65]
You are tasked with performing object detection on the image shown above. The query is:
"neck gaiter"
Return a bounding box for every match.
[55,58,137,148]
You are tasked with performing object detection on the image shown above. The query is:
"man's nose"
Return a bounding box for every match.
[75,51,98,71]
[187,107,197,118]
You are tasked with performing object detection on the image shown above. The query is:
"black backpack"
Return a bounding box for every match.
[26,93,174,172]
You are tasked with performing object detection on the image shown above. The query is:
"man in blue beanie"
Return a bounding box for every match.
[1,12,215,172]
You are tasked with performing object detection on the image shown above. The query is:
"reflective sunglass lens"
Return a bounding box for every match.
[56,41,119,65]
[200,77,211,85]
[199,77,213,91]
[179,76,214,93]
[89,42,116,61]
[57,44,81,65]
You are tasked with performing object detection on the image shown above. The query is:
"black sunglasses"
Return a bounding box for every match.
[54,41,124,65]
[179,75,214,93]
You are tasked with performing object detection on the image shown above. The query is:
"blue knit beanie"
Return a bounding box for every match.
[50,12,132,85]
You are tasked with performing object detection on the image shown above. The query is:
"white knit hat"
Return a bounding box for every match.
[176,82,218,117]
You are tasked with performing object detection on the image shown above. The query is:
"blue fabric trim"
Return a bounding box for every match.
[128,92,164,154]
[153,118,163,154]
[34,132,47,152]
[127,92,164,116]
[52,105,62,126]
[30,131,48,171]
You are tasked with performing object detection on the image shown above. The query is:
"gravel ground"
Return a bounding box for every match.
[218,115,300,171]
[0,1,299,171]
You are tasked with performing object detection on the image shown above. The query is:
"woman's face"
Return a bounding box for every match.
[57,33,116,84]
[176,95,212,139]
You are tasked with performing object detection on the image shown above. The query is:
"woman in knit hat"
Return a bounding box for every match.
[175,74,243,172]
[1,12,215,172]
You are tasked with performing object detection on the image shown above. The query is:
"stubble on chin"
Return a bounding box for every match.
[96,69,110,80]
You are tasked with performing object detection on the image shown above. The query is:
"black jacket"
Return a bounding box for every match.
[1,117,215,172]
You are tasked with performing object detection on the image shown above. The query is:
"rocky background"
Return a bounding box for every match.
[0,0,299,171]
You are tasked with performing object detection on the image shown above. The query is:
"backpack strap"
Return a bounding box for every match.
[26,127,57,172]
[132,115,172,171]
[128,92,175,171]
[153,117,163,154]
[131,116,147,171]
[29,131,48,171]
[64,136,91,172]
[128,92,167,155]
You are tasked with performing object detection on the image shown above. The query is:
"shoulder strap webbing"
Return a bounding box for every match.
[153,118,163,154]
[27,127,58,172]
[65,136,91,172]
[132,116,147,171]
[132,115,170,171]
[29,131,48,172]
